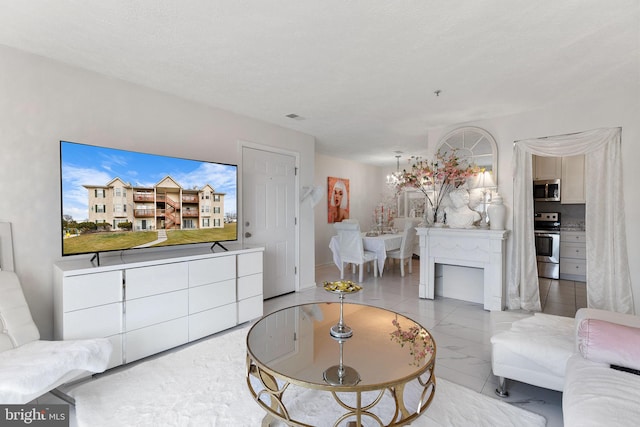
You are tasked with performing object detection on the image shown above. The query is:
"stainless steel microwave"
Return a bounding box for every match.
[533,179,560,201]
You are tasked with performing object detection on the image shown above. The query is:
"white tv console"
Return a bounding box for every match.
[53,246,264,369]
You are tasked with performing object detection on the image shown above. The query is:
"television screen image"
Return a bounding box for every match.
[60,141,238,256]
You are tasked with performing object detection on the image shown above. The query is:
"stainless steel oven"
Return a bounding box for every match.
[534,212,560,279]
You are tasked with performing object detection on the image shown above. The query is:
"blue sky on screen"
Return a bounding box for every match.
[61,142,237,222]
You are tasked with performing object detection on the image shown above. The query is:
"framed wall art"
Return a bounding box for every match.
[327,177,349,223]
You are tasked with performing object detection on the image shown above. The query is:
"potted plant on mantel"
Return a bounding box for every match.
[394,151,482,226]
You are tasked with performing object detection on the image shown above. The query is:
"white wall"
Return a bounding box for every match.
[314,154,389,267]
[0,45,316,339]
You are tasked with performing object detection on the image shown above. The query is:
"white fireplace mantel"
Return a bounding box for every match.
[417,227,509,311]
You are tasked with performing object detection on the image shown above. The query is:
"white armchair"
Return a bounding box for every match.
[0,223,112,404]
[0,270,112,404]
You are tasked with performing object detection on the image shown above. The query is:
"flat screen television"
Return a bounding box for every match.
[60,141,238,258]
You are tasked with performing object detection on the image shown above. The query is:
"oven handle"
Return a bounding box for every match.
[534,231,560,236]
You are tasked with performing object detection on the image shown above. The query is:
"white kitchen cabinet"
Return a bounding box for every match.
[561,155,586,204]
[533,155,562,180]
[560,231,586,282]
[54,246,264,368]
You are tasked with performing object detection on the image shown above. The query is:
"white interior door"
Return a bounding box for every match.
[242,146,296,299]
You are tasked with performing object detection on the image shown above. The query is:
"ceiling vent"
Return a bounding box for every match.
[285,113,305,120]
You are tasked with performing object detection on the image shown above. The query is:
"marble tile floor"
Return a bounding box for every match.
[38,260,586,426]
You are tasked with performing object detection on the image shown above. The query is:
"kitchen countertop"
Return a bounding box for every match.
[560,226,585,232]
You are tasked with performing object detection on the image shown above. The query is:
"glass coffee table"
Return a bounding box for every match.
[246,302,436,426]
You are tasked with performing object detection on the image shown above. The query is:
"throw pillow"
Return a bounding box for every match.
[577,318,640,371]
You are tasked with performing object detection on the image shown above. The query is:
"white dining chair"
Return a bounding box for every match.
[386,223,417,277]
[333,221,377,282]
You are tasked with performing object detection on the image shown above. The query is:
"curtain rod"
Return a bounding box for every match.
[513,126,621,144]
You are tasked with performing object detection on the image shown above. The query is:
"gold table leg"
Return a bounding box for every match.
[248,353,436,426]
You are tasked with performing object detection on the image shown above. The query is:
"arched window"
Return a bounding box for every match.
[436,126,498,180]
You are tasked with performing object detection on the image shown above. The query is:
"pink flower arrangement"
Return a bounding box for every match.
[390,318,435,366]
[395,151,482,223]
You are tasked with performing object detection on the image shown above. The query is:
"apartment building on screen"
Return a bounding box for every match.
[83,176,225,231]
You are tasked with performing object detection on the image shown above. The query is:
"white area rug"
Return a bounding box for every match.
[70,325,546,427]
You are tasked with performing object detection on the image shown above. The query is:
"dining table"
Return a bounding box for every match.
[329,232,403,276]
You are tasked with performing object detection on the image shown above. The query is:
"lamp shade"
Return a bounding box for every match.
[473,171,495,189]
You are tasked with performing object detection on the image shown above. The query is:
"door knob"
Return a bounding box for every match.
[245,232,252,238]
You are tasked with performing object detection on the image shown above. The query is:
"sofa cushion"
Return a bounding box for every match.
[577,318,640,371]
[491,313,574,378]
[563,354,640,427]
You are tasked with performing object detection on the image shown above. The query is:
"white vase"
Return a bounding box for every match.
[487,193,506,230]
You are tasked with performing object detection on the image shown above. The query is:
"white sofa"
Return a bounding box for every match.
[491,308,640,426]
[562,308,640,426]
[491,311,574,395]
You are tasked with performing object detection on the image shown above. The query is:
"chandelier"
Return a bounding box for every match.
[386,154,404,185]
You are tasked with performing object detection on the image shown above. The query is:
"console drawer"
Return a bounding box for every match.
[62,302,123,339]
[126,289,188,331]
[63,270,122,311]
[188,303,237,341]
[125,317,188,363]
[238,273,262,300]
[189,279,236,314]
[238,252,263,277]
[125,263,188,299]
[189,256,235,287]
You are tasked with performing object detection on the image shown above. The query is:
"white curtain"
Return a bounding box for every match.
[511,147,540,311]
[510,127,634,314]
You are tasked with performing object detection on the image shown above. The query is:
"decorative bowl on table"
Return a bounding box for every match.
[323,280,362,294]
[323,281,361,339]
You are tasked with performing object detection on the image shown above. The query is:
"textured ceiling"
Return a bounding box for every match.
[0,1,638,165]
